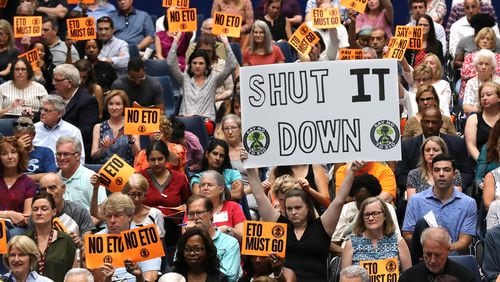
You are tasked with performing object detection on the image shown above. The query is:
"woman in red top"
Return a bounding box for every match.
[242,20,285,66]
[140,140,191,249]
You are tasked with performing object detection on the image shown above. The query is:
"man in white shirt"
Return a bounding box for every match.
[449,0,500,57]
[33,95,85,163]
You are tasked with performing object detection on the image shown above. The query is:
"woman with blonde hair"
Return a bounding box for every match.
[341,197,412,272]
[3,235,53,282]
[270,174,297,216]
[242,20,284,66]
[406,136,462,199]
[0,19,19,81]
[423,53,452,116]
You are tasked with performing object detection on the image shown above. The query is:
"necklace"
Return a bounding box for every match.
[34,229,54,275]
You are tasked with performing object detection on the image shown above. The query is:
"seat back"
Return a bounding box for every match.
[0,118,16,137]
[229,42,242,65]
[448,255,482,282]
[128,44,140,58]
[176,116,210,149]
[156,76,177,117]
[275,41,296,63]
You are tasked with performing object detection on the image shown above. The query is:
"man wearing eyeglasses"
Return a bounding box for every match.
[399,227,475,281]
[33,95,85,163]
[12,116,57,183]
[55,136,107,221]
[184,195,241,281]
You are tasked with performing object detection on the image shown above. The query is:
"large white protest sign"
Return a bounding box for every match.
[240,59,401,168]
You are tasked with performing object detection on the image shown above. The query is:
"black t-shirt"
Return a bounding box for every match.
[278,215,330,281]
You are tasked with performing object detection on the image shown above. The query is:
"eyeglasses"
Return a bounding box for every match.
[52,77,68,83]
[187,210,208,219]
[419,97,434,102]
[415,77,431,83]
[55,152,79,158]
[40,107,56,113]
[14,68,27,72]
[362,211,384,219]
[127,192,145,198]
[183,247,205,254]
[222,126,239,132]
[13,122,33,127]
[40,184,58,191]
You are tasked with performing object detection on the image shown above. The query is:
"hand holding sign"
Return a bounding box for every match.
[125,259,142,277]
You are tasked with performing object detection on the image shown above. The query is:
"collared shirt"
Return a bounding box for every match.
[72,2,116,20]
[3,271,54,282]
[97,228,161,282]
[449,16,500,57]
[49,38,80,66]
[59,165,107,210]
[33,119,86,163]
[99,36,130,75]
[109,8,155,46]
[446,2,497,36]
[402,187,477,242]
[213,229,241,282]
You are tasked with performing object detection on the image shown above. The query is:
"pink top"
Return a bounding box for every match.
[243,44,285,66]
[156,31,191,71]
[356,9,392,38]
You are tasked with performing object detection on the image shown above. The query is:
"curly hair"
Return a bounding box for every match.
[173,227,220,276]
[0,136,29,173]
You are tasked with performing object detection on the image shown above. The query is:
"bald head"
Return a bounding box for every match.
[39,173,66,204]
[420,107,443,137]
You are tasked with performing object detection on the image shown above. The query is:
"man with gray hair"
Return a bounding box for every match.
[64,268,94,282]
[33,95,85,163]
[339,265,369,282]
[399,227,475,281]
[55,136,107,220]
[12,116,57,183]
[53,64,99,159]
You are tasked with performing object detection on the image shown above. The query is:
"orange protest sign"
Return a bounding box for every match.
[0,0,8,8]
[241,220,287,257]
[67,0,96,4]
[84,234,125,269]
[52,217,68,233]
[124,107,161,135]
[311,7,341,29]
[340,0,368,14]
[163,0,189,8]
[13,16,42,38]
[67,17,96,41]
[395,25,423,50]
[360,257,399,282]
[0,220,7,254]
[98,154,135,193]
[212,12,243,38]
[122,224,165,262]
[167,8,197,32]
[288,23,319,57]
[339,48,364,60]
[383,37,409,61]
[18,49,40,71]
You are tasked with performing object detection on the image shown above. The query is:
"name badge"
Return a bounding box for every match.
[213,211,229,223]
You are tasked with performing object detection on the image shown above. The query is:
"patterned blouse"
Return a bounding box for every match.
[351,233,399,265]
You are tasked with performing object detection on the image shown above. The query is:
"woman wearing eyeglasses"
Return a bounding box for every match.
[0,136,36,237]
[0,57,48,120]
[122,173,165,240]
[172,227,227,282]
[341,197,412,273]
[402,84,456,140]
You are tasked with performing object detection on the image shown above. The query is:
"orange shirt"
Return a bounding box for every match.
[134,142,187,177]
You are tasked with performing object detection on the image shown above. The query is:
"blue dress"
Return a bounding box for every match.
[96,120,133,165]
[351,233,399,265]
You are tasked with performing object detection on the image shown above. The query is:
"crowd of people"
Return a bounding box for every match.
[0,0,499,281]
